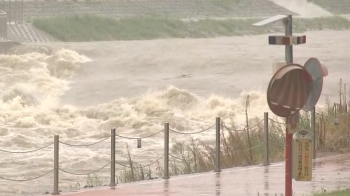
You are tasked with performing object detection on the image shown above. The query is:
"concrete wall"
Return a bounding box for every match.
[0,41,20,54]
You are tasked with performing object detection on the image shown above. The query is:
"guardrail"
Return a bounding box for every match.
[0,0,23,24]
[0,10,6,39]
[0,111,346,195]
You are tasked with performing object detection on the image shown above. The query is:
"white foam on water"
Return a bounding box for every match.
[0,47,272,196]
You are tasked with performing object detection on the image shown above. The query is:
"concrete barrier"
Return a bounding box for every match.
[0,40,21,54]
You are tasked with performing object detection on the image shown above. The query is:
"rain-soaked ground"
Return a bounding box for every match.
[61,153,350,196]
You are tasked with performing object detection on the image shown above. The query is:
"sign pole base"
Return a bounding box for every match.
[286,118,293,196]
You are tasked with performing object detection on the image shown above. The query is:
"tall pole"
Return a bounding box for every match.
[9,0,11,23]
[215,117,221,172]
[264,112,270,166]
[312,107,316,159]
[14,0,16,24]
[53,135,59,195]
[285,15,293,196]
[164,123,170,179]
[110,129,116,188]
[21,0,23,23]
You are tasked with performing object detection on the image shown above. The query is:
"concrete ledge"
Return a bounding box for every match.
[0,40,21,54]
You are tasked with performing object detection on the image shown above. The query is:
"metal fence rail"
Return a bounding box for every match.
[0,112,322,195]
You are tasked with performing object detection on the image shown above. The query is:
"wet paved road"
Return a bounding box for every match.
[62,154,350,196]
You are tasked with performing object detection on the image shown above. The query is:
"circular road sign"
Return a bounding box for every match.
[302,58,328,112]
[267,64,313,117]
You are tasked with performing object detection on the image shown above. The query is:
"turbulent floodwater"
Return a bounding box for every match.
[0,30,349,196]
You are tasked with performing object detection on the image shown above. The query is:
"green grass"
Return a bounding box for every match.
[212,0,253,8]
[314,189,350,196]
[32,15,350,42]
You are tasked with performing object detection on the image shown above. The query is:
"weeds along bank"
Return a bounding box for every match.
[86,79,349,189]
[45,78,350,190]
[314,187,350,196]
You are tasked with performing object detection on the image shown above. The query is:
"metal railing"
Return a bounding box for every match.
[0,111,338,195]
[0,10,6,40]
[0,0,23,24]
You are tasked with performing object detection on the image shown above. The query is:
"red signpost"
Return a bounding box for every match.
[254,15,328,196]
[267,64,312,196]
[286,125,292,196]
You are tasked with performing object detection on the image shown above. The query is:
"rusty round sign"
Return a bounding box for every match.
[302,58,328,112]
[267,64,313,117]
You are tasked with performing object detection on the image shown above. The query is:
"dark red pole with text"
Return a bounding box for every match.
[285,117,293,196]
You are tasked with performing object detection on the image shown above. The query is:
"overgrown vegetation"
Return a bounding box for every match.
[89,79,349,187]
[313,188,350,196]
[32,15,350,41]
[70,79,350,191]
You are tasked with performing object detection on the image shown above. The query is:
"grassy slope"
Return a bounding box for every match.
[32,15,350,42]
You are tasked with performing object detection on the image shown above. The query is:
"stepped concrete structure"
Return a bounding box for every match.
[309,0,350,15]
[272,0,333,17]
[19,0,296,20]
[7,23,56,42]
